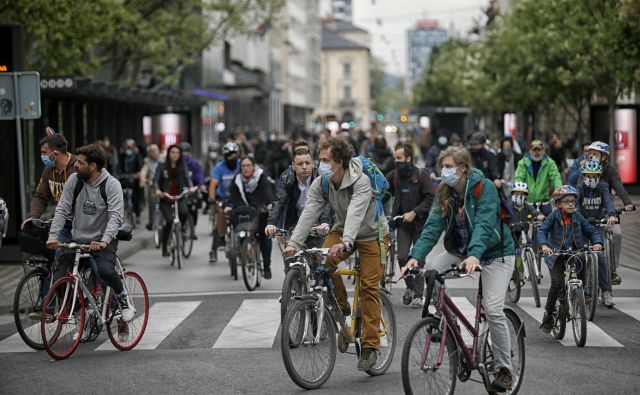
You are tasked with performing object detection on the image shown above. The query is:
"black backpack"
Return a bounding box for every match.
[71,178,108,213]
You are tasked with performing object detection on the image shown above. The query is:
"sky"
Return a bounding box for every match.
[321,0,489,77]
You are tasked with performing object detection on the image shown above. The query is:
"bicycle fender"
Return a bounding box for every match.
[504,307,526,338]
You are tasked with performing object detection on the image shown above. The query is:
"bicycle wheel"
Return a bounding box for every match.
[41,277,86,360]
[524,248,541,308]
[551,298,566,340]
[584,253,598,321]
[506,268,521,304]
[241,238,259,291]
[280,266,307,322]
[153,206,162,249]
[401,317,457,395]
[281,298,337,390]
[13,269,49,350]
[479,308,526,394]
[106,272,149,350]
[181,217,194,258]
[366,291,396,376]
[606,236,615,288]
[569,288,587,347]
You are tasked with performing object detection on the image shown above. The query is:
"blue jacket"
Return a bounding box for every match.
[577,181,615,221]
[184,155,204,186]
[567,154,584,186]
[536,209,603,265]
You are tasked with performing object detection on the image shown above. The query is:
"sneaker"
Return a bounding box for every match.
[490,367,513,391]
[540,311,553,334]
[611,273,621,285]
[117,292,134,322]
[118,321,130,341]
[411,297,424,309]
[209,250,217,263]
[145,223,153,231]
[162,246,170,257]
[357,348,378,371]
[603,291,616,307]
[402,288,413,306]
[264,268,272,279]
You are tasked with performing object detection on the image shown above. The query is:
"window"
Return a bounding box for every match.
[343,62,352,77]
[343,85,352,100]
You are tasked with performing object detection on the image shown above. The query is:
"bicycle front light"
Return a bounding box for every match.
[238,231,247,238]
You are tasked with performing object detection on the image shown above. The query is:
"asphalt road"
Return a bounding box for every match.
[2,217,640,394]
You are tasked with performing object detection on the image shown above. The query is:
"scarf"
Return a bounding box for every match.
[242,166,263,194]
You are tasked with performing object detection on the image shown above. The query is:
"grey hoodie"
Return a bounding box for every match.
[48,170,124,244]
[289,158,388,249]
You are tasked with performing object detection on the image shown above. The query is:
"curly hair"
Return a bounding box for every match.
[318,137,353,169]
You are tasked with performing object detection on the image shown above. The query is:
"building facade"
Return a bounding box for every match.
[406,20,448,96]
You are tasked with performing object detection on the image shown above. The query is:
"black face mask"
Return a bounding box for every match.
[395,162,412,177]
[225,158,237,169]
[469,147,483,155]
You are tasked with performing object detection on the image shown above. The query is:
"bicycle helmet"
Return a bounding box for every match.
[221,142,240,155]
[511,181,529,194]
[580,160,603,175]
[552,185,578,202]
[179,142,192,152]
[588,141,610,157]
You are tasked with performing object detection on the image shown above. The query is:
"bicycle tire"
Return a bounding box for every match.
[154,205,162,249]
[280,266,307,322]
[584,253,598,321]
[41,277,86,360]
[383,243,395,294]
[281,298,337,390]
[606,236,615,289]
[507,268,521,304]
[524,248,541,308]
[401,316,457,395]
[106,271,149,351]
[570,288,587,347]
[366,291,396,376]
[13,269,49,350]
[181,217,194,258]
[241,238,259,291]
[552,298,566,340]
[479,308,526,394]
[175,227,183,269]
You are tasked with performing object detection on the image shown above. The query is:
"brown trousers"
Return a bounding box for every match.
[323,231,389,350]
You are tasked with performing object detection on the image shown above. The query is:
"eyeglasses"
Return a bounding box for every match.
[560,199,576,205]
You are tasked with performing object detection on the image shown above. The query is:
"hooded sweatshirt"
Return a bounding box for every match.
[48,170,124,244]
[28,154,77,218]
[289,158,389,249]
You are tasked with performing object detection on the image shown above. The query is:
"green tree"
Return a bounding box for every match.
[370,55,386,113]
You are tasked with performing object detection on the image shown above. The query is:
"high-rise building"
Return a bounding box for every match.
[406,19,448,96]
[331,0,352,21]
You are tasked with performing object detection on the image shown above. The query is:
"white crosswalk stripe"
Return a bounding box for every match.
[0,324,39,353]
[515,297,624,347]
[613,298,640,322]
[213,299,281,349]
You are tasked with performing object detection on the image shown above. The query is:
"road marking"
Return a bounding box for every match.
[613,298,640,322]
[0,324,38,353]
[516,297,623,347]
[451,297,478,346]
[213,299,280,348]
[0,315,14,327]
[97,301,201,351]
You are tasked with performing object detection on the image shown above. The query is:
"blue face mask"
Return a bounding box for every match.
[319,161,334,178]
[41,154,55,168]
[441,167,460,186]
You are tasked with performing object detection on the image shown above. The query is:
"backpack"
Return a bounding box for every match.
[473,180,513,225]
[321,156,389,265]
[72,178,108,213]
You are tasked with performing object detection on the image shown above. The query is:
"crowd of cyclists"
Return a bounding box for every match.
[14,123,637,391]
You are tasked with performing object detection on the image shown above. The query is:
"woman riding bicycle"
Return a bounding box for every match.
[228,156,275,279]
[154,144,196,257]
[400,146,516,392]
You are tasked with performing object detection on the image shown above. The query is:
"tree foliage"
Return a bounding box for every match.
[0,0,282,88]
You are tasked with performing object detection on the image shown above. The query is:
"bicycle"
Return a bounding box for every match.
[118,173,138,229]
[506,216,542,307]
[153,199,163,249]
[281,248,396,390]
[546,247,595,347]
[234,207,264,291]
[401,265,526,395]
[382,215,403,295]
[41,242,149,360]
[162,189,193,269]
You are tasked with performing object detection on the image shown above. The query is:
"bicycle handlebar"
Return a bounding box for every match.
[162,189,191,201]
[52,242,92,250]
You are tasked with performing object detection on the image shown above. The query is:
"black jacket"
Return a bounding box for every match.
[229,173,275,209]
[386,165,434,231]
[267,166,330,229]
[154,161,192,193]
[470,148,498,181]
[496,152,522,181]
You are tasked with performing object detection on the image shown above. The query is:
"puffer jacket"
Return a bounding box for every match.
[409,168,515,263]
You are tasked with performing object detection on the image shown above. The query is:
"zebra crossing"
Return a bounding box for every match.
[2,296,640,354]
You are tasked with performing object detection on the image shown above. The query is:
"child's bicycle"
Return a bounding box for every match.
[401,265,526,394]
[280,248,396,390]
[507,216,542,307]
[41,242,149,360]
[546,247,597,347]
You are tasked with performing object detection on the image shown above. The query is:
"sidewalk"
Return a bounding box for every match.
[618,195,640,271]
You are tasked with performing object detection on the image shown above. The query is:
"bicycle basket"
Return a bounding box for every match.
[235,215,259,233]
[19,224,53,259]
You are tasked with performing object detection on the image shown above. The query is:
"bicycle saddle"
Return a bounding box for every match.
[117,223,133,241]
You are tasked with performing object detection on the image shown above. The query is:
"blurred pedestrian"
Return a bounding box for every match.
[119,139,143,223]
[496,137,522,196]
[141,144,162,230]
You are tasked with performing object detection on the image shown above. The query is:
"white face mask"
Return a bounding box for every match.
[438,136,448,146]
[441,167,460,186]
[584,177,599,189]
[319,161,334,178]
[589,155,601,163]
[512,195,526,206]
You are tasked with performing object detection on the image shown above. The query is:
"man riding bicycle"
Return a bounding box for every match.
[46,144,133,322]
[283,137,390,372]
[208,142,240,262]
[514,140,562,216]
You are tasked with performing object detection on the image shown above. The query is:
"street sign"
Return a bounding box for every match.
[0,72,41,119]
